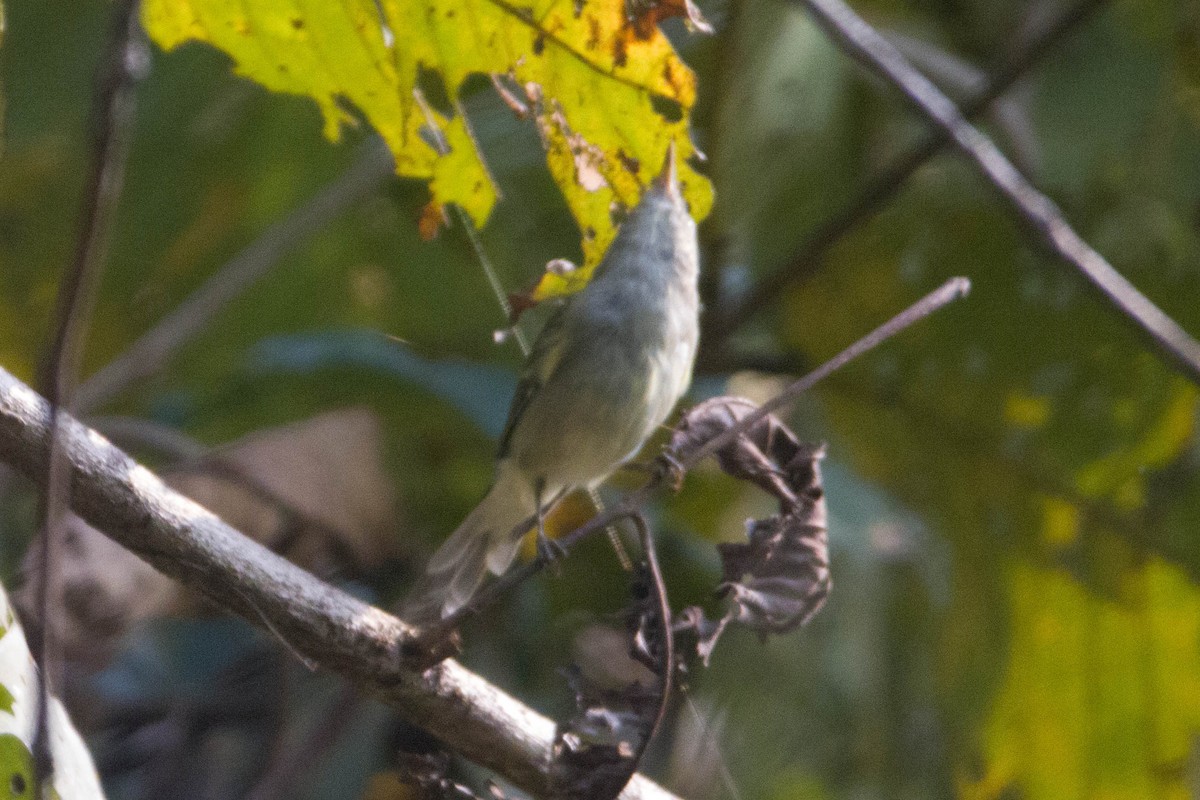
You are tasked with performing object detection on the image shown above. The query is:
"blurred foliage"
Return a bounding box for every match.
[2,0,1200,799]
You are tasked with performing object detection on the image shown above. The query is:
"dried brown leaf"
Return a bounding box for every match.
[666,396,811,505]
[549,666,660,800]
[665,397,831,657]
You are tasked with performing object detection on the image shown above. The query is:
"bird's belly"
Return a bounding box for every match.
[507,344,688,489]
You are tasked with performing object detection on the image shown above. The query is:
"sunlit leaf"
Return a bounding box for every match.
[140,0,714,297]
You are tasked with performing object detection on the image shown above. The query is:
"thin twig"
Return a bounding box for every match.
[73,137,395,413]
[683,277,969,469]
[626,511,674,765]
[798,0,1200,384]
[30,0,145,789]
[710,0,1106,341]
[411,278,971,642]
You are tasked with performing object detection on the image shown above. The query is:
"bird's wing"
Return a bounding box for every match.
[497,303,570,459]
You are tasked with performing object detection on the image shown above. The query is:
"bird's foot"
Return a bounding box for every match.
[536,530,567,574]
[655,450,687,492]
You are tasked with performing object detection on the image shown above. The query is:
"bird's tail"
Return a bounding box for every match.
[402,466,535,623]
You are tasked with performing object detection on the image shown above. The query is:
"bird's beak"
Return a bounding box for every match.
[653,141,678,190]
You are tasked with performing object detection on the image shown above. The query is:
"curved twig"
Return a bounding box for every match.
[625,511,674,764]
[30,0,146,788]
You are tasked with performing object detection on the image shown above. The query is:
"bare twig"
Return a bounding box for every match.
[0,366,679,800]
[627,512,673,765]
[798,0,1200,384]
[30,0,145,787]
[710,0,1105,341]
[74,138,395,413]
[410,278,970,643]
[683,277,969,470]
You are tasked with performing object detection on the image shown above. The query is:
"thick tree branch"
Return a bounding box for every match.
[0,366,678,800]
[798,0,1200,384]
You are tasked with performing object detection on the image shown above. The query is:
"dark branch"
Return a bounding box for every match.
[31,0,146,787]
[709,0,1106,341]
[797,0,1200,384]
[0,367,679,800]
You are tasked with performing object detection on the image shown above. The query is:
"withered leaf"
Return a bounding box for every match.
[396,752,492,800]
[549,666,660,800]
[666,396,816,507]
[717,493,831,634]
[664,397,832,658]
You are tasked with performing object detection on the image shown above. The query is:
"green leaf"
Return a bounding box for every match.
[0,585,103,799]
[140,0,714,296]
[0,734,34,800]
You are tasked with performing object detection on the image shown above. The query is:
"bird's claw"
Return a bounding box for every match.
[536,531,567,574]
[655,450,686,492]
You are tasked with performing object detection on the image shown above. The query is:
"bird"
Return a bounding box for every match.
[404,146,700,622]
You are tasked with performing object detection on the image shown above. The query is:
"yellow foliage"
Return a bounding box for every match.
[963,561,1200,800]
[141,0,714,298]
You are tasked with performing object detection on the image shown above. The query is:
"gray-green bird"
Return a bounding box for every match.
[405,147,700,622]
